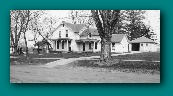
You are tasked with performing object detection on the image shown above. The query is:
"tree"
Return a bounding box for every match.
[10,10,23,54]
[69,10,95,26]
[30,12,57,54]
[91,10,120,62]
[119,10,151,40]
[10,10,44,60]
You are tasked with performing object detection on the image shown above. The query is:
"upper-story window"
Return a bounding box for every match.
[59,31,61,38]
[89,33,91,38]
[66,30,68,37]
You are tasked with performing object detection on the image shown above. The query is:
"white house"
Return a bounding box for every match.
[128,36,157,52]
[50,21,157,53]
[111,34,129,53]
[50,21,101,52]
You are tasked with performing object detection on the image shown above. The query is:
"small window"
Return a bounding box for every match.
[59,31,61,38]
[62,41,64,49]
[141,43,143,46]
[95,42,97,49]
[146,43,148,46]
[66,30,68,37]
[89,33,91,37]
[112,43,115,47]
[57,41,59,49]
[89,42,92,50]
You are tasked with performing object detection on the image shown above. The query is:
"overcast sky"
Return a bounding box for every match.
[45,10,160,41]
[25,10,160,47]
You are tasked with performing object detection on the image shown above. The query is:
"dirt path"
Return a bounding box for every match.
[10,65,160,83]
[41,52,141,68]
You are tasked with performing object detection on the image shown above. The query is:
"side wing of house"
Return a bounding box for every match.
[78,29,101,52]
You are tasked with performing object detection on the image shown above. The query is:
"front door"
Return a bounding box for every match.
[68,41,71,51]
[83,43,85,51]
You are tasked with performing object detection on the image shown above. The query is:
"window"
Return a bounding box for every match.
[89,42,92,50]
[112,43,115,50]
[112,43,115,47]
[146,43,148,46]
[66,30,68,37]
[59,31,61,38]
[95,42,97,49]
[89,33,91,37]
[57,41,59,49]
[141,43,143,46]
[62,41,64,49]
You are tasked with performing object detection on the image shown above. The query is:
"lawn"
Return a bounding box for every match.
[67,52,160,74]
[10,52,100,65]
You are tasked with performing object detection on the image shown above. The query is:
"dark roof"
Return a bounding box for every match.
[80,28,99,36]
[111,34,126,43]
[129,36,154,43]
[63,21,86,32]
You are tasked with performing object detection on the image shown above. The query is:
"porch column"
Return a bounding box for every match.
[93,41,95,52]
[67,40,68,51]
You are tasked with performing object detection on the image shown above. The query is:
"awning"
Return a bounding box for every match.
[75,39,100,42]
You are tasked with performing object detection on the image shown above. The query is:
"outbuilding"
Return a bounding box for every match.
[129,36,157,52]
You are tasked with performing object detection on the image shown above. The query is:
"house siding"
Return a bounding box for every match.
[111,36,129,53]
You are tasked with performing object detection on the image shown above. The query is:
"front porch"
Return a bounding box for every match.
[76,39,100,52]
[51,38,72,52]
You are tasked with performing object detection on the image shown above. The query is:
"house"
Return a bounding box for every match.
[128,36,157,52]
[50,21,101,52]
[50,21,157,53]
[111,34,129,53]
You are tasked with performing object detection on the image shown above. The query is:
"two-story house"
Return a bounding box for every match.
[50,21,101,52]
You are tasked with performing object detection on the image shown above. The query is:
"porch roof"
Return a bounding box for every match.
[50,38,72,41]
[75,39,99,42]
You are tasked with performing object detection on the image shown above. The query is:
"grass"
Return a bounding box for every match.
[67,52,160,74]
[10,52,160,74]
[10,52,100,65]
[112,52,160,61]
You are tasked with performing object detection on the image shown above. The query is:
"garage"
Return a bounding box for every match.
[132,43,140,51]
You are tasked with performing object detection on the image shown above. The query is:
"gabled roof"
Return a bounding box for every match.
[129,36,154,43]
[111,34,126,43]
[63,21,86,32]
[80,28,99,36]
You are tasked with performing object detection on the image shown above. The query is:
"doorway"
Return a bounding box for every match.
[83,43,85,51]
[132,43,140,51]
[68,40,71,51]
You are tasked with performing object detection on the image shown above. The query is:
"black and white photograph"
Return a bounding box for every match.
[10,10,160,83]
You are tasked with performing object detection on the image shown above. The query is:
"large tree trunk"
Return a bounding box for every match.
[100,38,112,62]
[24,32,29,61]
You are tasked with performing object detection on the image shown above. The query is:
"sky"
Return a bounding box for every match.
[24,10,160,47]
[45,10,160,42]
